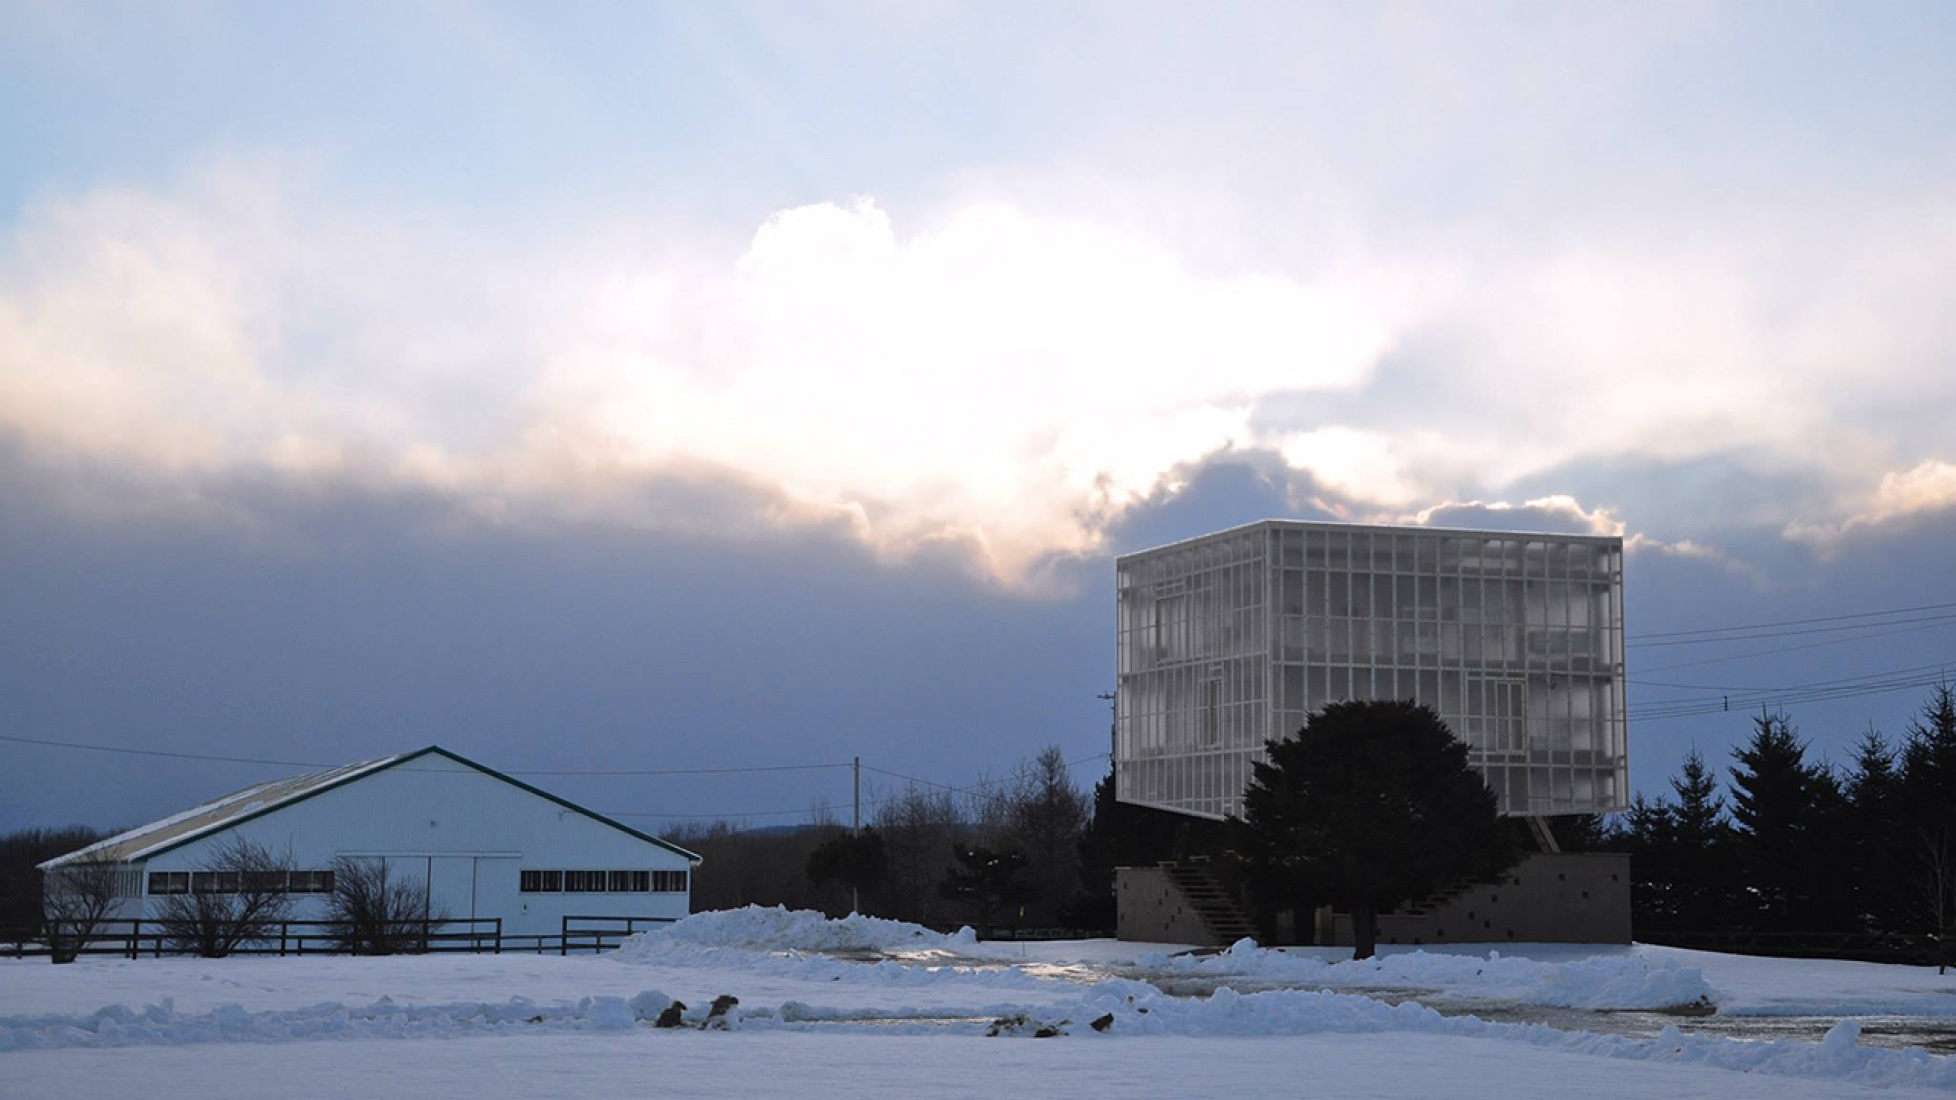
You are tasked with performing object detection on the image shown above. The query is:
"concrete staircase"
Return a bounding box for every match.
[1162,863,1257,944]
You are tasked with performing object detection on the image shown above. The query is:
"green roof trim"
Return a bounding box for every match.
[131,745,702,865]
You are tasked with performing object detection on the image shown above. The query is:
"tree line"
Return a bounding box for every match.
[1607,683,1956,966]
[674,745,1105,932]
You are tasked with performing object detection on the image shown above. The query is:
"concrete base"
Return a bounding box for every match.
[1116,864,1222,945]
[1117,852,1631,946]
[1329,852,1631,947]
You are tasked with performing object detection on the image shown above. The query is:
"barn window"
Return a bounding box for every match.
[147,871,189,895]
[564,870,612,892]
[521,869,675,892]
[288,870,335,894]
[242,871,288,893]
[519,870,567,893]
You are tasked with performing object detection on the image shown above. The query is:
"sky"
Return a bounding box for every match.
[3,1,1955,834]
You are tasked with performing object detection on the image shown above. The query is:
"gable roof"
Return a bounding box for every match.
[40,745,701,869]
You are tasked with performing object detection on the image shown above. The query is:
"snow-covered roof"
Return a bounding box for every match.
[37,745,702,869]
[38,753,413,869]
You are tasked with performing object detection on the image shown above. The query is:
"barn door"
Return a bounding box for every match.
[425,856,478,933]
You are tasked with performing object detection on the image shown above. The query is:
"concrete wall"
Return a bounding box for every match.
[1331,852,1631,947]
[132,756,695,937]
[1116,865,1218,946]
[1118,852,1631,947]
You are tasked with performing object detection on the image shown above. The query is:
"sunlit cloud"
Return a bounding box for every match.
[1785,460,1956,554]
[2,154,1952,583]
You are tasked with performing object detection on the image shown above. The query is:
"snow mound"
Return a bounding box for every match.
[1008,986,1956,1091]
[629,906,980,955]
[1134,941,1715,1010]
[0,991,679,1051]
[604,906,1084,993]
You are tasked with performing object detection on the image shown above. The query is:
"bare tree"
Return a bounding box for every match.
[1917,826,1955,975]
[872,785,961,926]
[1000,747,1091,925]
[41,857,126,964]
[155,838,297,957]
[325,857,446,955]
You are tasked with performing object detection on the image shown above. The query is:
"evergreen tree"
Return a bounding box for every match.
[938,845,1035,932]
[1845,726,1904,930]
[1900,684,1956,965]
[1900,683,1956,828]
[806,828,888,914]
[1236,700,1516,959]
[1616,792,1678,928]
[1666,748,1735,928]
[1728,712,1851,931]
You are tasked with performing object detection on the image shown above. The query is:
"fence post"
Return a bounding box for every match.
[128,920,140,960]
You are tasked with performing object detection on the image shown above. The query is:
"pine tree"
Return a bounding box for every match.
[1846,727,1903,931]
[1901,683,1956,827]
[1900,684,1956,966]
[1728,712,1849,931]
[1666,748,1735,928]
[1617,792,1678,928]
[1237,700,1516,959]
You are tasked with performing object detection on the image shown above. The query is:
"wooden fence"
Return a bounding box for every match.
[1,914,680,961]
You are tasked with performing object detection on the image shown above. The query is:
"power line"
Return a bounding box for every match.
[0,734,854,778]
[1628,599,1956,642]
[516,762,852,777]
[1627,667,1952,723]
[1629,657,1956,695]
[862,752,1111,798]
[1630,618,1956,675]
[1625,610,1956,649]
[0,734,327,769]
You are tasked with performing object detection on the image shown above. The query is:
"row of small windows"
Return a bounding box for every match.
[519,869,688,894]
[147,870,336,896]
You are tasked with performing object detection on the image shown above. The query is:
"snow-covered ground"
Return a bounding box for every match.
[4,907,1953,1099]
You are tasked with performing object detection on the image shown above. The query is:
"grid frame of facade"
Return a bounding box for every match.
[1115,520,1627,820]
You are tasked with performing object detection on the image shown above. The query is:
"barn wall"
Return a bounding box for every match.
[138,756,693,937]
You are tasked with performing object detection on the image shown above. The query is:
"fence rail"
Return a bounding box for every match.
[2,915,679,961]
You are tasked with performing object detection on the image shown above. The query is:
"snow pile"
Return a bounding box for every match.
[605,906,1089,994]
[637,906,980,955]
[0,991,679,1051]
[1135,940,1714,1010]
[8,973,1952,1092]
[998,986,1956,1092]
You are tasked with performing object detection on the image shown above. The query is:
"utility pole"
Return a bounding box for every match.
[1097,692,1117,769]
[852,755,861,915]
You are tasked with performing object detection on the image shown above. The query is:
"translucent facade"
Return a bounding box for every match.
[1115,521,1627,820]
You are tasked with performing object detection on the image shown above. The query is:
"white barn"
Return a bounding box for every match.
[39,745,700,940]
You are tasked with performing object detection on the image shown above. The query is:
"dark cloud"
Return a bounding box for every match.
[5,443,1954,836]
[0,458,1108,834]
[1097,448,1351,555]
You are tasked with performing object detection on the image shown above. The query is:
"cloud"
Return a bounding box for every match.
[1785,460,1956,554]
[3,152,1954,585]
[1406,495,1623,537]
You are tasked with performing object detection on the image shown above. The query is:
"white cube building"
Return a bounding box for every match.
[1116,520,1627,820]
